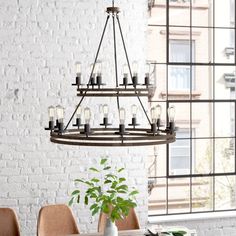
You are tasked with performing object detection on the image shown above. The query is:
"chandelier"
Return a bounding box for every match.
[45,1,176,147]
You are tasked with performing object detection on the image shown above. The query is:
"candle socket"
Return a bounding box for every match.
[49,121,54,130]
[119,124,125,134]
[55,119,59,128]
[123,76,128,86]
[103,117,108,127]
[91,77,96,86]
[132,76,138,86]
[84,124,91,134]
[145,76,149,86]
[96,75,102,85]
[76,76,81,85]
[151,123,157,133]
[132,117,137,126]
[58,122,64,133]
[73,118,81,128]
[169,122,175,133]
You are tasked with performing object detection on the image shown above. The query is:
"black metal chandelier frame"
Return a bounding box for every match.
[45,1,176,146]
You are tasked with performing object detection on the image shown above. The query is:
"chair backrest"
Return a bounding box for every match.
[0,208,20,236]
[37,204,79,236]
[98,208,140,232]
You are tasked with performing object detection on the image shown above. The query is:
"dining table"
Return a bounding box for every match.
[68,228,197,236]
[68,229,145,236]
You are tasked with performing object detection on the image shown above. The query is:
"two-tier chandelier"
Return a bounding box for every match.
[45,1,176,146]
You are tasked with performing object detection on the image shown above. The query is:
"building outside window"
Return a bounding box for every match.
[147,0,236,216]
[169,40,195,90]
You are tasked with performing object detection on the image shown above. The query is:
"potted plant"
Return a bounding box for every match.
[69,158,139,236]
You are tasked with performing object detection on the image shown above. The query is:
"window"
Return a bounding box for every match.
[170,129,194,175]
[148,0,236,216]
[169,40,195,90]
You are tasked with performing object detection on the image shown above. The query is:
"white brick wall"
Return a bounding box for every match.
[0,0,148,235]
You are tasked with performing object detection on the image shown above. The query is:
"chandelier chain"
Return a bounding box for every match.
[112,13,120,115]
[116,15,152,125]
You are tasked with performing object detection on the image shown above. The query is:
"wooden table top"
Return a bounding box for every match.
[68,229,146,236]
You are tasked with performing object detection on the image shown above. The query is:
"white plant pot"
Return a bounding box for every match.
[104,218,118,236]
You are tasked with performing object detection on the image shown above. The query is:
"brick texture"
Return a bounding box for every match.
[0,0,148,235]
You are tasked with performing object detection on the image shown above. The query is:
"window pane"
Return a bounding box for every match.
[215,102,235,137]
[169,130,191,176]
[194,139,213,174]
[148,178,167,215]
[215,29,235,64]
[168,178,190,214]
[149,0,166,26]
[192,177,213,212]
[169,1,190,26]
[215,138,235,173]
[215,66,236,100]
[192,0,213,27]
[194,66,213,100]
[192,103,213,138]
[215,0,235,28]
[215,176,236,210]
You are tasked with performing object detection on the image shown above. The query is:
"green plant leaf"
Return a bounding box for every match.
[129,190,139,196]
[111,181,118,189]
[89,167,99,172]
[117,190,127,194]
[104,179,112,184]
[117,168,125,172]
[91,178,100,183]
[103,166,111,170]
[68,197,74,206]
[100,158,108,165]
[119,177,126,183]
[106,174,116,180]
[92,206,100,216]
[74,179,85,183]
[102,204,110,214]
[71,190,80,195]
[117,185,128,191]
[90,203,98,210]
[76,195,80,203]
[85,196,88,205]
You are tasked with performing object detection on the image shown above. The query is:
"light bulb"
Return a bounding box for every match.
[168,106,176,122]
[95,61,102,75]
[155,105,162,119]
[123,64,129,76]
[131,104,138,118]
[75,62,81,75]
[84,107,91,124]
[132,61,138,76]
[151,107,158,123]
[103,104,109,118]
[76,106,82,118]
[119,108,126,125]
[48,106,55,121]
[56,105,64,122]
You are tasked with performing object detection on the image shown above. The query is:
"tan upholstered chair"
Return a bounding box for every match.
[98,208,140,232]
[37,204,79,236]
[0,208,21,236]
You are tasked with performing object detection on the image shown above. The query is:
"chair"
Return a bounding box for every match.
[37,204,79,236]
[98,208,140,232]
[0,208,21,236]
